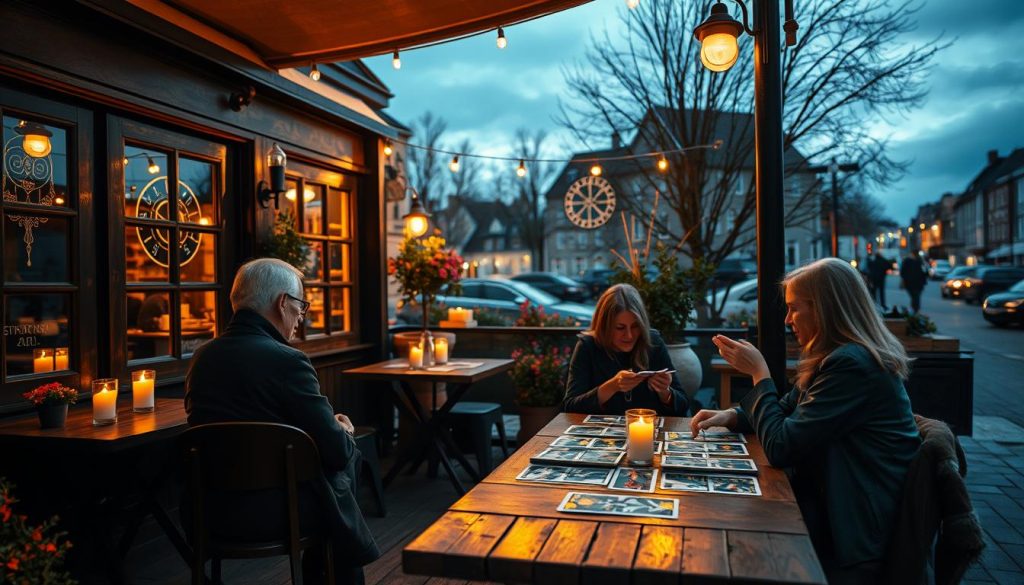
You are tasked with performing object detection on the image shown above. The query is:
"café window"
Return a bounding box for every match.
[2,114,75,381]
[277,159,356,340]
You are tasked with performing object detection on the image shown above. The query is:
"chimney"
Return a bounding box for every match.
[988,149,1000,165]
[611,130,621,150]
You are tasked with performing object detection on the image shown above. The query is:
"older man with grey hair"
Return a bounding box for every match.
[185,257,379,585]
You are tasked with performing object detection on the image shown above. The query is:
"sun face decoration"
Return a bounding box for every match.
[564,175,616,229]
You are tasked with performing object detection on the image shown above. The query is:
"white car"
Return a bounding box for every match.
[706,278,758,323]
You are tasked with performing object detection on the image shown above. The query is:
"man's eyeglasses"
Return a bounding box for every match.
[285,293,310,317]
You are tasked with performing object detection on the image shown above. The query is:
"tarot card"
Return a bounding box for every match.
[608,467,658,493]
[583,414,625,425]
[698,431,747,443]
[551,435,593,448]
[515,464,613,486]
[557,491,679,519]
[588,437,627,450]
[652,441,663,455]
[574,449,625,467]
[660,471,711,492]
[661,431,692,442]
[531,447,584,464]
[706,458,758,474]
[660,456,712,471]
[565,424,609,436]
[708,475,762,496]
[663,441,708,454]
[601,426,627,438]
[704,442,749,456]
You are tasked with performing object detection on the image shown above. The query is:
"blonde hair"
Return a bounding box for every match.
[586,284,652,370]
[785,258,909,389]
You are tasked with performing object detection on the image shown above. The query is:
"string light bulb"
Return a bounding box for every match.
[449,155,460,173]
[392,49,401,70]
[496,27,507,49]
[383,140,393,156]
[657,155,669,172]
[626,0,640,8]
[309,63,321,81]
[146,156,160,174]
[590,164,602,177]
[516,159,527,178]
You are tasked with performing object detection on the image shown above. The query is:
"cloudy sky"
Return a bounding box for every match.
[365,0,1024,225]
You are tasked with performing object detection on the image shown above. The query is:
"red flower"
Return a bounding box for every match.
[31,528,42,542]
[6,557,18,571]
[1,504,11,522]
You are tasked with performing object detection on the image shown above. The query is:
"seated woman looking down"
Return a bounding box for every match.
[691,258,920,583]
[563,283,689,416]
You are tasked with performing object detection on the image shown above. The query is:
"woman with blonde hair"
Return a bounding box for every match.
[563,284,689,415]
[691,258,919,583]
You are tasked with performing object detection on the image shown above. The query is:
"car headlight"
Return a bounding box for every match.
[1007,299,1023,309]
[983,299,989,309]
[951,280,962,288]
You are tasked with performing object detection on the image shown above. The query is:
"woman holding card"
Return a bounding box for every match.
[691,258,920,583]
[563,284,689,415]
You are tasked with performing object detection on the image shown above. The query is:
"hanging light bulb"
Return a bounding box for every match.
[496,27,508,49]
[403,190,430,238]
[449,155,460,173]
[693,1,743,72]
[516,159,527,178]
[392,49,401,70]
[383,140,393,157]
[309,63,321,81]
[590,164,602,177]
[626,0,640,8]
[16,121,53,158]
[146,156,160,174]
[657,155,669,172]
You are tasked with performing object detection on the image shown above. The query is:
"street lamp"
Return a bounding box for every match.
[807,158,861,258]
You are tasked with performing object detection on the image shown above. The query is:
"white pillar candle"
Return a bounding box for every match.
[54,348,69,370]
[409,344,423,369]
[92,379,119,426]
[132,369,155,413]
[33,349,54,373]
[435,338,449,364]
[627,416,654,464]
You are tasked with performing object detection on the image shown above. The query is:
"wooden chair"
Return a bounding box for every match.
[180,422,334,585]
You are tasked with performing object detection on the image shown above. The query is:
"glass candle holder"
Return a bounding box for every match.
[33,348,54,373]
[408,342,424,369]
[434,337,449,365]
[54,347,69,370]
[132,369,156,413]
[92,378,119,426]
[626,408,657,466]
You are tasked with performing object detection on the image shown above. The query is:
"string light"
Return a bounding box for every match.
[309,63,321,81]
[383,140,393,156]
[496,27,507,49]
[147,156,160,174]
[516,159,527,178]
[392,49,401,70]
[590,164,603,176]
[626,0,640,8]
[657,155,669,172]
[449,155,460,173]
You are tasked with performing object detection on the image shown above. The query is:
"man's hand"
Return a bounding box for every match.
[689,409,739,438]
[335,413,354,435]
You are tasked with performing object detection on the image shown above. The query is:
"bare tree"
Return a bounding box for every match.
[446,138,482,203]
[557,0,946,266]
[511,129,559,271]
[406,111,447,212]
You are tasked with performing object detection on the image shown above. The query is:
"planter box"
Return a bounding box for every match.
[900,334,960,353]
[885,318,908,336]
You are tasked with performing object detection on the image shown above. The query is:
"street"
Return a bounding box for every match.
[879,276,1024,427]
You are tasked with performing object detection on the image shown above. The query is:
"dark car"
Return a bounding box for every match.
[941,266,978,299]
[982,279,1024,327]
[511,272,587,302]
[959,266,1024,304]
[713,258,757,287]
[396,278,593,326]
[578,268,614,300]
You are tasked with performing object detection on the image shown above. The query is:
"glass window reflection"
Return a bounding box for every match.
[4,293,71,378]
[4,214,69,283]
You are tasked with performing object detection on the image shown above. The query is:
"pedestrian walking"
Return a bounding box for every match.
[868,249,890,309]
[899,251,928,313]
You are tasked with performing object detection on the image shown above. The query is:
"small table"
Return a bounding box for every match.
[403,413,826,584]
[342,358,513,496]
[711,357,798,407]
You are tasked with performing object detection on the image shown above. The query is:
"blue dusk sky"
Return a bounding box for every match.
[365,0,1024,225]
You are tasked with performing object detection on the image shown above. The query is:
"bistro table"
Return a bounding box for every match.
[403,412,826,584]
[341,357,513,496]
[0,397,190,583]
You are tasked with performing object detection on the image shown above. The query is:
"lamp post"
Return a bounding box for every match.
[808,158,860,257]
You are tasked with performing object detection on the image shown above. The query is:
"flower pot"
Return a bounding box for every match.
[517,405,559,446]
[665,342,702,395]
[37,403,68,429]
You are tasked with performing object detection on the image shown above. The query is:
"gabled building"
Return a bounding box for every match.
[435,196,532,277]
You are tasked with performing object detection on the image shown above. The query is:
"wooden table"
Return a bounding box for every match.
[711,357,798,407]
[403,413,826,584]
[342,357,513,496]
[0,398,191,583]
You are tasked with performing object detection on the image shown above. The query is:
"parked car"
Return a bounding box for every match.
[577,267,658,300]
[940,266,978,299]
[706,278,758,321]
[982,279,1024,327]
[929,259,952,281]
[712,258,757,287]
[510,272,587,302]
[396,278,593,326]
[958,266,1024,304]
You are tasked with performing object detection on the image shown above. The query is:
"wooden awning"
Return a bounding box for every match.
[113,0,592,69]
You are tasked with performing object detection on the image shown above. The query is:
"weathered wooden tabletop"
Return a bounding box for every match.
[403,412,826,584]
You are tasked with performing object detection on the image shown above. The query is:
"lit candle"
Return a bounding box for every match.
[409,344,423,369]
[448,307,474,323]
[54,348,69,370]
[435,338,449,364]
[33,349,54,373]
[92,378,119,426]
[626,409,655,465]
[132,369,155,413]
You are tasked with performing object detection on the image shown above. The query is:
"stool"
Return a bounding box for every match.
[448,402,510,475]
[353,426,386,517]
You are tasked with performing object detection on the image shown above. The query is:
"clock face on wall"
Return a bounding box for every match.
[564,175,616,229]
[135,176,204,267]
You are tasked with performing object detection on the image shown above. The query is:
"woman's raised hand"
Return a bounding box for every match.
[689,408,738,438]
[612,370,645,393]
[712,335,772,384]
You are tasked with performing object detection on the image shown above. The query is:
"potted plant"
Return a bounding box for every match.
[509,302,577,443]
[262,209,308,271]
[0,478,75,584]
[22,382,78,429]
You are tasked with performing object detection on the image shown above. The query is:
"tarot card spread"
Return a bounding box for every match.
[662,430,747,443]
[531,447,624,467]
[557,492,679,519]
[515,464,614,486]
[660,471,761,496]
[660,455,758,475]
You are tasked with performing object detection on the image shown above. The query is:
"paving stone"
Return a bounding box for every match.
[1001,486,1024,500]
[968,473,1018,487]
[982,537,1023,572]
[989,569,1024,585]
[999,544,1024,571]
[974,484,1011,495]
[967,563,995,581]
[977,510,1024,545]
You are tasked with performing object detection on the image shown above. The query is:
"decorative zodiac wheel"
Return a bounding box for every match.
[564,175,616,229]
[135,176,204,267]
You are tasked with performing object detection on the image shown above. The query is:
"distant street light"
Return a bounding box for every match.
[807,158,860,257]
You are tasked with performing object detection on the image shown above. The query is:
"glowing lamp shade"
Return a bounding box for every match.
[16,122,53,158]
[402,192,431,238]
[383,141,393,156]
[700,32,739,71]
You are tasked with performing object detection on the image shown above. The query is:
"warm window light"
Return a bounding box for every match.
[657,156,669,172]
[309,63,321,81]
[590,164,603,176]
[908,226,914,233]
[285,187,316,202]
[383,140,393,156]
[693,2,743,72]
[392,49,401,70]
[16,121,53,158]
[198,217,210,226]
[919,223,926,230]
[496,27,507,49]
[449,155,460,173]
[516,159,527,178]
[931,224,939,231]
[147,156,160,174]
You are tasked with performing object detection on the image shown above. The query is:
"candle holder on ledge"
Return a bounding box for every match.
[92,378,119,426]
[132,369,156,413]
[626,408,657,467]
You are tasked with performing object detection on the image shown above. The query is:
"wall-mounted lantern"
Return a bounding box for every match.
[257,143,287,209]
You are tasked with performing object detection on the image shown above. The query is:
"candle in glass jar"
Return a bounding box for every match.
[435,338,449,364]
[33,349,54,373]
[92,379,119,426]
[54,348,69,370]
[409,344,424,368]
[132,369,156,413]
[448,307,473,323]
[627,414,654,464]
